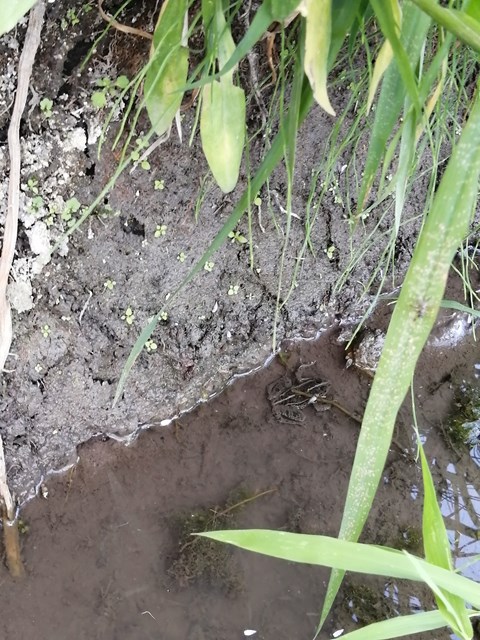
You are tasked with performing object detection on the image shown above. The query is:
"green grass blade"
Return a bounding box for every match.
[357,3,431,211]
[440,298,480,318]
[337,610,459,640]
[410,0,480,53]
[370,0,421,113]
[418,441,473,638]
[320,85,480,628]
[198,530,480,609]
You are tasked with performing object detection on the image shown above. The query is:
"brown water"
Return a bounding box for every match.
[1,319,480,640]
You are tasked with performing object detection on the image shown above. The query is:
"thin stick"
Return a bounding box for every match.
[98,0,152,40]
[0,0,46,577]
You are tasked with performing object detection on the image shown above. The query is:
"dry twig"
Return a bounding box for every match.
[0,0,46,577]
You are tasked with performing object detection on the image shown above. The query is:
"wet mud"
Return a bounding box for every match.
[0,322,479,640]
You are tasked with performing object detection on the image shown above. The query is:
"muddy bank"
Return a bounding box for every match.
[0,0,431,498]
[0,326,479,639]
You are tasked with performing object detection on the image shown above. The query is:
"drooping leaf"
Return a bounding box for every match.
[144,0,188,137]
[200,80,246,193]
[302,0,335,116]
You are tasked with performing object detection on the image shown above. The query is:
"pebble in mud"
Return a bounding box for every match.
[346,329,385,374]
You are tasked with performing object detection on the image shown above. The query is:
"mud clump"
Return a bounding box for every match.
[167,486,258,595]
[443,383,480,453]
[344,582,396,626]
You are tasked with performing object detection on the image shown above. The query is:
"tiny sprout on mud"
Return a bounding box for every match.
[141,160,151,171]
[61,197,81,222]
[159,310,168,321]
[154,179,165,190]
[27,177,39,194]
[122,307,134,325]
[40,98,53,118]
[41,324,51,338]
[177,252,186,263]
[154,224,167,238]
[103,279,116,291]
[228,230,247,245]
[61,8,80,30]
[326,245,336,260]
[145,339,157,353]
[204,261,214,272]
[91,75,129,110]
[228,285,240,296]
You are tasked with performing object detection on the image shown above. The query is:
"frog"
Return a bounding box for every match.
[266,374,330,424]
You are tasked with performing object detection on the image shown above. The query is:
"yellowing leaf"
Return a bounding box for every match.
[302,0,335,116]
[200,81,246,193]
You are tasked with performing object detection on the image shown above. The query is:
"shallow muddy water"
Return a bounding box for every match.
[1,318,480,640]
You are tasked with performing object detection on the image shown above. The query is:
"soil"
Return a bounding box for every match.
[0,2,480,639]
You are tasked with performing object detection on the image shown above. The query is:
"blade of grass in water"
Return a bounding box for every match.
[320,84,480,630]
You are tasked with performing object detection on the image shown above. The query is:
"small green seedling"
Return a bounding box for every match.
[326,245,336,260]
[154,179,165,191]
[154,224,167,238]
[61,8,80,30]
[27,178,39,194]
[228,284,240,296]
[61,197,81,222]
[228,230,248,245]
[34,364,43,373]
[204,261,215,272]
[104,279,116,291]
[28,195,44,213]
[159,310,168,321]
[140,160,151,171]
[145,339,157,353]
[39,98,53,118]
[91,75,129,110]
[121,307,135,325]
[177,252,186,263]
[41,324,51,338]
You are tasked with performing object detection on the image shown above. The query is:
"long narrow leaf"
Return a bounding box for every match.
[199,530,480,610]
[338,610,463,640]
[410,0,480,53]
[419,443,472,638]
[321,86,480,627]
[358,3,431,211]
